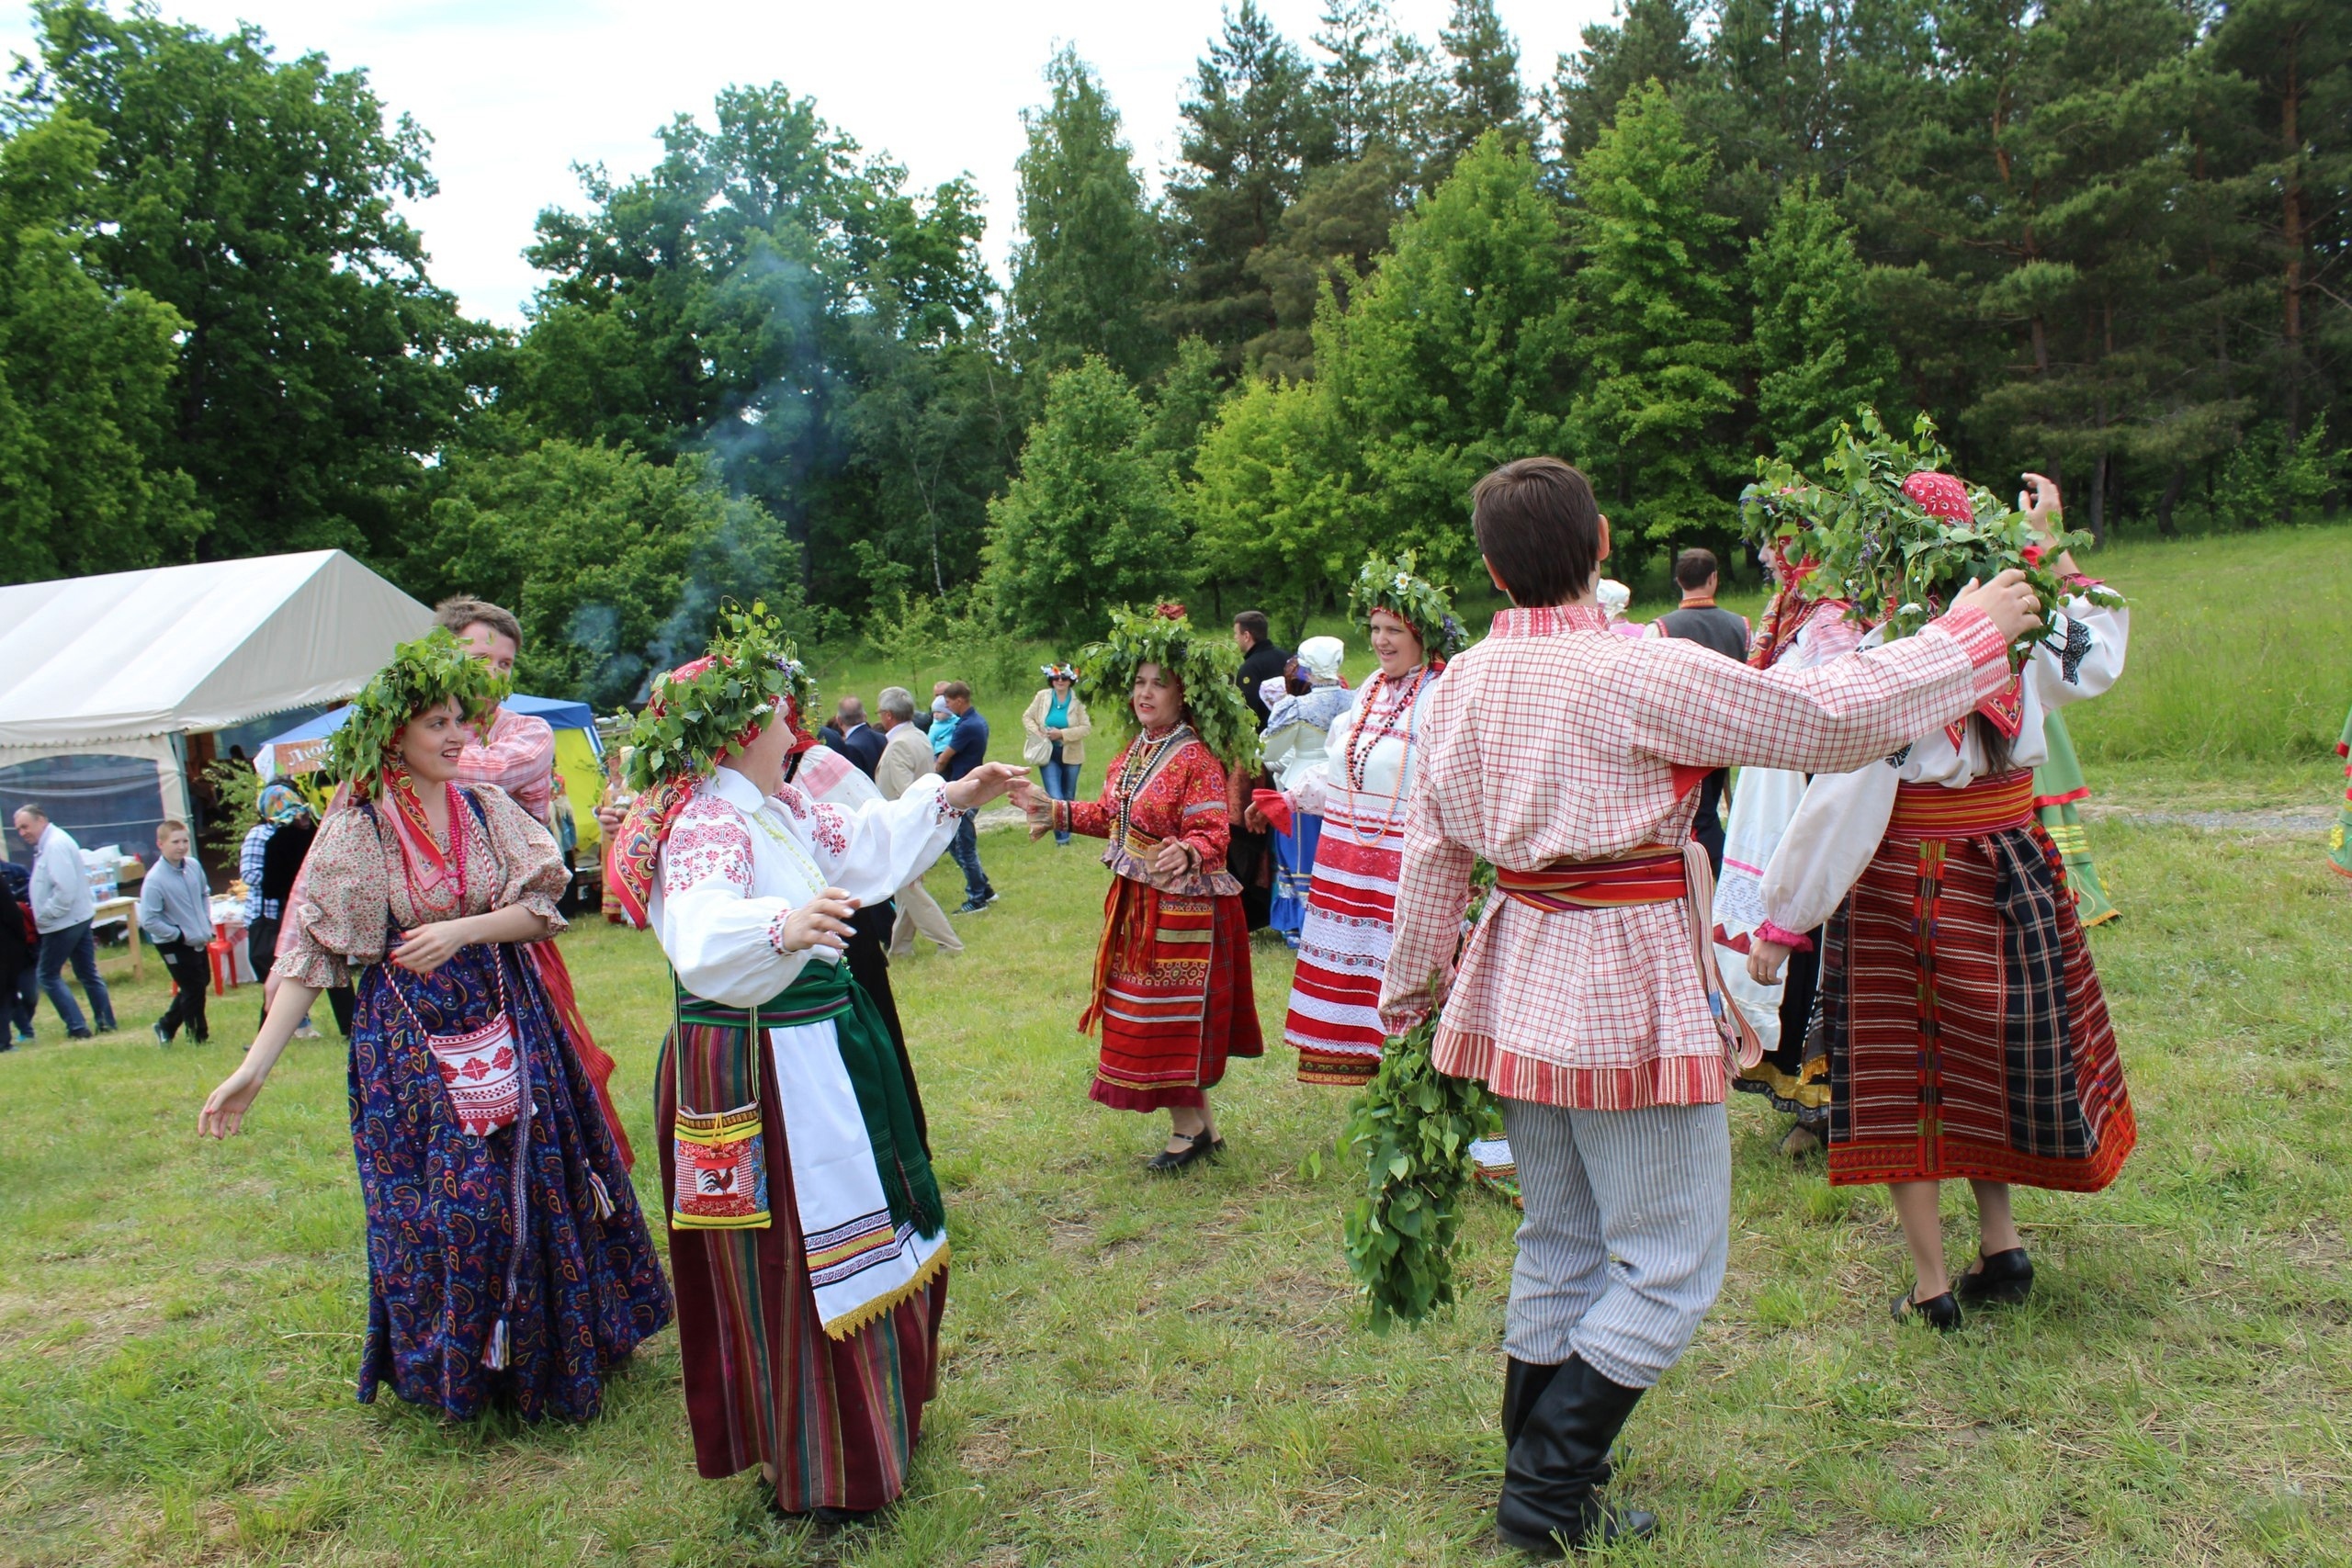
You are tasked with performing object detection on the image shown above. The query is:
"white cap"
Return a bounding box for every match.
[1597,580,1632,615]
[1296,636,1345,682]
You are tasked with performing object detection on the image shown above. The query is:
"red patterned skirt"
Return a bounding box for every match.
[656,1012,944,1513]
[1283,797,1405,1086]
[1083,874,1262,1111]
[1822,774,2135,1191]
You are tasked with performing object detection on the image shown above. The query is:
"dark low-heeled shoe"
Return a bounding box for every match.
[1146,1131,1221,1173]
[1891,1286,1962,1332]
[1955,1246,2034,1305]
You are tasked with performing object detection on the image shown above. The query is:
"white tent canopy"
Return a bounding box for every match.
[0,550,432,816]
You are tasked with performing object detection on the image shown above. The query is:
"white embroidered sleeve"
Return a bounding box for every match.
[657,803,812,1005]
[792,773,963,908]
[2030,600,2128,712]
[1759,761,1902,938]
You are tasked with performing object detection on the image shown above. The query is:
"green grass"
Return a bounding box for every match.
[4,792,2350,1566]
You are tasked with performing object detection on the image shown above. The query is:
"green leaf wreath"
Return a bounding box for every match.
[326,628,508,794]
[1079,601,1261,773]
[1740,407,2124,651]
[622,599,816,791]
[1348,551,1469,659]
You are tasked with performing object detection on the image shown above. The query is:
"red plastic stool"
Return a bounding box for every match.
[208,921,238,996]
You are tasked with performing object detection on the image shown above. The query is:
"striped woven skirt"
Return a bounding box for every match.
[1083,874,1261,1111]
[1822,774,2135,1191]
[1283,796,1405,1087]
[656,1010,944,1512]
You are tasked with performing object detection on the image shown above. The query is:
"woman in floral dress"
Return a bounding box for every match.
[199,632,669,1422]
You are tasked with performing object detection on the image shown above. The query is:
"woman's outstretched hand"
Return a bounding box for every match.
[777,888,859,954]
[943,761,1028,813]
[198,1059,268,1138]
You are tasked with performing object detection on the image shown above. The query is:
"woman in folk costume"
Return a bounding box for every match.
[198,632,670,1422]
[2332,702,2352,881]
[1257,635,1351,949]
[1024,603,1264,1171]
[1715,538,1863,1156]
[1750,471,2135,1330]
[607,605,1023,1519]
[1250,557,1467,1088]
[2032,709,2119,924]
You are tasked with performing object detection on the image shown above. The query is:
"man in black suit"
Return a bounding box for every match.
[1229,610,1290,930]
[830,695,887,779]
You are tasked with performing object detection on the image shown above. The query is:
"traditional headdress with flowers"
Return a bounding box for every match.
[1041,662,1079,682]
[1741,407,2123,742]
[607,600,818,928]
[326,629,507,796]
[1348,552,1468,662]
[323,629,509,918]
[1080,603,1260,772]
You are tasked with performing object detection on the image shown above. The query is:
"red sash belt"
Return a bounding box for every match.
[1888,771,2034,840]
[1496,846,1689,912]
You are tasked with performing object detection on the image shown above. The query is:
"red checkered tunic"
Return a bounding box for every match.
[1378,602,2015,1110]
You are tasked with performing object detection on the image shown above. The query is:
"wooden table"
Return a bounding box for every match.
[91,895,141,982]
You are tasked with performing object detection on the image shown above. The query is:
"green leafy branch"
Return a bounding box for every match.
[1079,602,1261,774]
[623,600,813,791]
[1741,408,2123,653]
[1340,965,1501,1334]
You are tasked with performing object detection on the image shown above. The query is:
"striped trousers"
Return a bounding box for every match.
[1498,1098,1731,1388]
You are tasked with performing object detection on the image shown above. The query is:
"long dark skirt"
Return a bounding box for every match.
[657,1010,946,1514]
[1822,822,2135,1191]
[349,942,670,1421]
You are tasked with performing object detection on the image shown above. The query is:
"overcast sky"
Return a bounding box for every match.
[0,0,1622,328]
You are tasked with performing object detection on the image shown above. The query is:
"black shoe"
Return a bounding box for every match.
[813,1506,881,1529]
[68,1029,93,1041]
[955,897,991,915]
[153,1021,172,1046]
[1496,1355,1658,1557]
[1891,1286,1962,1331]
[1954,1247,2033,1306]
[1502,1359,1564,1450]
[1145,1131,1222,1173]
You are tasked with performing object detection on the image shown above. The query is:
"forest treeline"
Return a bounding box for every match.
[0,0,2343,701]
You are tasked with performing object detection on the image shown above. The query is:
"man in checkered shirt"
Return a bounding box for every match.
[1378,457,2043,1556]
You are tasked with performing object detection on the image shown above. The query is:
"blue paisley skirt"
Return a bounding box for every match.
[348,942,670,1422]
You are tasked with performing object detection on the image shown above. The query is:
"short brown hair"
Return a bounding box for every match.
[434,596,523,650]
[1672,548,1719,592]
[940,681,972,702]
[156,818,188,840]
[1472,457,1603,607]
[1233,610,1271,641]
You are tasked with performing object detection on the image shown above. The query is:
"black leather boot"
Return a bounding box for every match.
[1496,1355,1658,1557]
[1502,1358,1564,1449]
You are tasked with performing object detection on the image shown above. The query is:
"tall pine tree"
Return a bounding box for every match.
[1164,3,1334,372]
[1011,49,1171,384]
[1568,81,1743,551]
[1322,130,1576,579]
[1747,176,1900,463]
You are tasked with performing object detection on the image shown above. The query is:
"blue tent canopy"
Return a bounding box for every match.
[255,694,601,779]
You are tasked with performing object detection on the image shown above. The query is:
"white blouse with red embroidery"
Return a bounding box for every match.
[652,763,961,1007]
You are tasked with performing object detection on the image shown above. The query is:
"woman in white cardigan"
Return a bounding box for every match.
[1023,663,1092,846]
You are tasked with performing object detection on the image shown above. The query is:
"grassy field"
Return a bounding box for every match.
[4,522,2349,1566]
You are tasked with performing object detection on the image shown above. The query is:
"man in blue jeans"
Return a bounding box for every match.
[933,681,997,912]
[14,804,117,1038]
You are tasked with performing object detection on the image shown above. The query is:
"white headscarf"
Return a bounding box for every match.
[1296,636,1345,684]
[1597,580,1632,622]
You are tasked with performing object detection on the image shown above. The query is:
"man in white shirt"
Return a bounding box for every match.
[12,805,117,1038]
[874,688,964,955]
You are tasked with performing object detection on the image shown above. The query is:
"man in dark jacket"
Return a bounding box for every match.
[1229,611,1291,930]
[831,696,888,778]
[0,859,35,1046]
[1652,549,1752,872]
